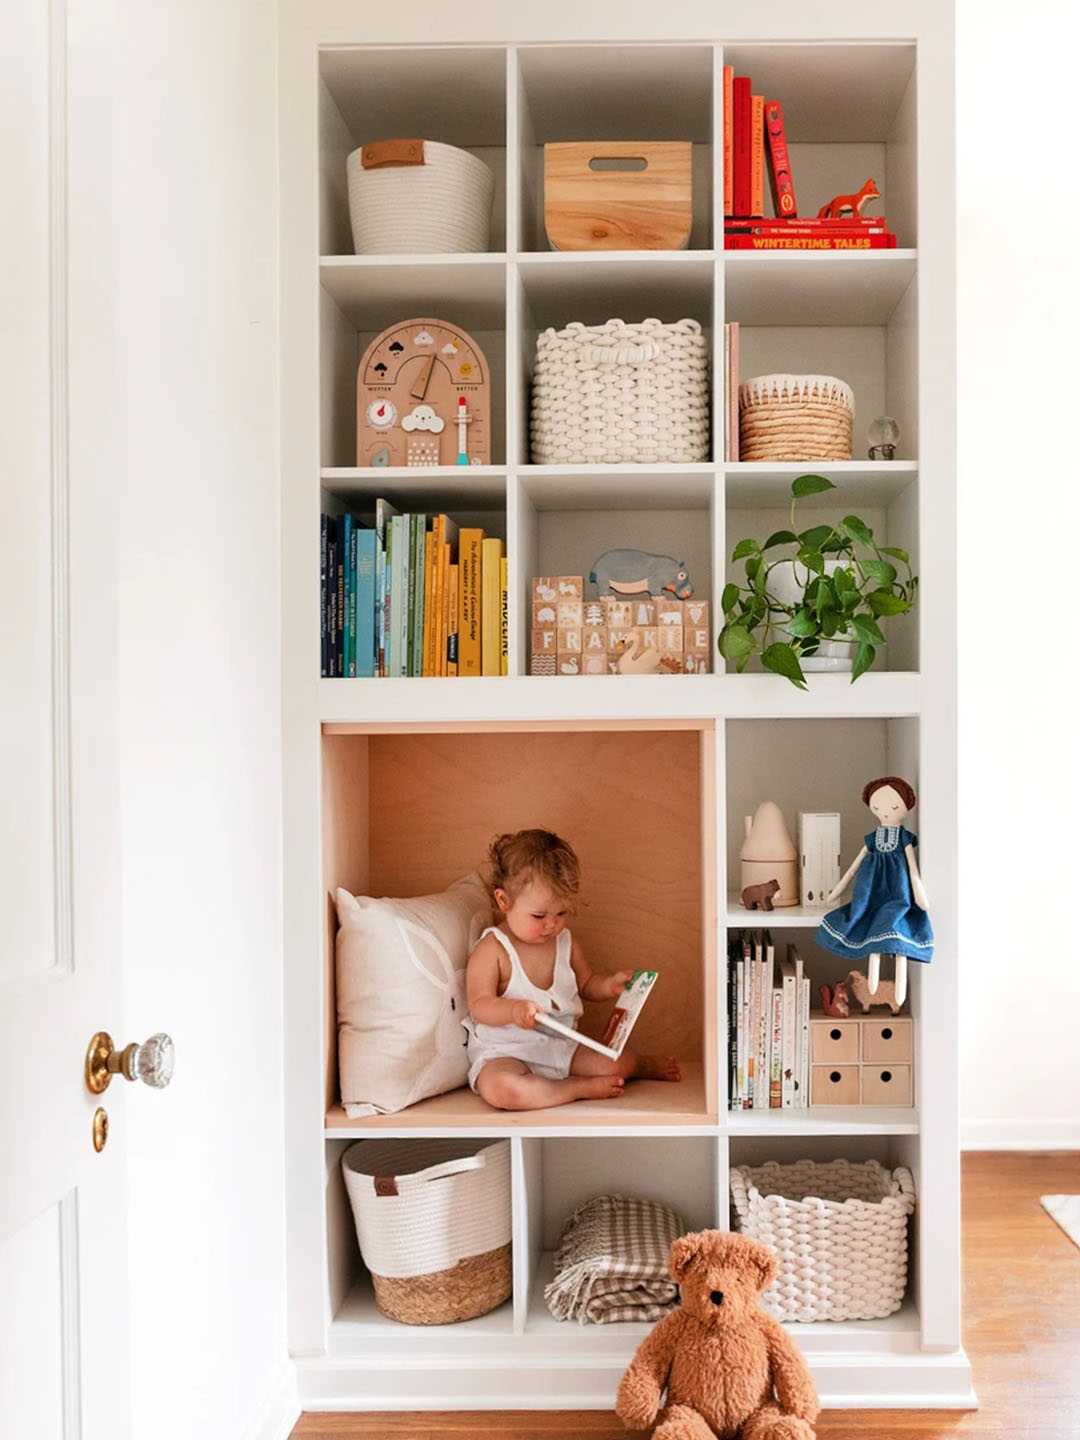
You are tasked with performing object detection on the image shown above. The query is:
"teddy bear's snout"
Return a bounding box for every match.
[710,1290,724,1306]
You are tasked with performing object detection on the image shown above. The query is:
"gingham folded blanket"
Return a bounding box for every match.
[544,1192,686,1324]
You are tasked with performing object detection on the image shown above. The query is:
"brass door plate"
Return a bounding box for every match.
[92,1107,109,1153]
[85,1031,114,1094]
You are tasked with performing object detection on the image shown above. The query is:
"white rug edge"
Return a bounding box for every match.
[1040,1193,1080,1251]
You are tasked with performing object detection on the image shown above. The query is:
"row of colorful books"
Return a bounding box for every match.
[320,504,507,677]
[728,931,812,1110]
[721,64,897,248]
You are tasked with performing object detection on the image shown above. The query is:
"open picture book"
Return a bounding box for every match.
[536,969,658,1060]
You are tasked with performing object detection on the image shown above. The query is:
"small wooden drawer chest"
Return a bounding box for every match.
[808,1016,914,1106]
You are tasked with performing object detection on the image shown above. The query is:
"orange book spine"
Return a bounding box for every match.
[723,64,734,217]
[481,537,505,677]
[437,540,451,677]
[421,528,436,677]
[764,99,798,218]
[750,94,764,217]
[458,529,485,676]
[446,562,459,675]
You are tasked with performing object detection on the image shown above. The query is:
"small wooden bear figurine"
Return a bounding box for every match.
[741,879,781,912]
[616,1229,818,1440]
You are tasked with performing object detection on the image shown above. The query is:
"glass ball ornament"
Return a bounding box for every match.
[867,415,900,461]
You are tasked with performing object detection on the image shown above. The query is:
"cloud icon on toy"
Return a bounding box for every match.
[414,331,435,345]
[401,404,445,434]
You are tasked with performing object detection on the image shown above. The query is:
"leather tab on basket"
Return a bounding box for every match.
[362,139,425,169]
[373,1175,399,1197]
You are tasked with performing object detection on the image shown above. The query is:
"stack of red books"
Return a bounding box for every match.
[722,69,897,249]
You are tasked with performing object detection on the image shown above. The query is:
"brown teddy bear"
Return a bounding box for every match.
[615,1230,818,1440]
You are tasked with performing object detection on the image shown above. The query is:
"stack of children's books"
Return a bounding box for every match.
[727,932,811,1110]
[722,66,897,249]
[320,503,507,678]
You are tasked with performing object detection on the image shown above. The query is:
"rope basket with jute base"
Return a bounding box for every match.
[738,373,854,461]
[729,1158,915,1322]
[342,1137,512,1325]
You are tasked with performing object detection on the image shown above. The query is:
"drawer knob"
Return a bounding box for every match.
[830,1028,842,1041]
[881,1027,893,1040]
[880,1070,893,1083]
[829,1071,842,1083]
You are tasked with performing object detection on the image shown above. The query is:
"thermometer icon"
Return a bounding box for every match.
[456,396,469,466]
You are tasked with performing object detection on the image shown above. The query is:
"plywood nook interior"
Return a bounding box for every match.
[280,1,968,1414]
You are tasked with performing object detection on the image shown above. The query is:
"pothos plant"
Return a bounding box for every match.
[718,474,918,689]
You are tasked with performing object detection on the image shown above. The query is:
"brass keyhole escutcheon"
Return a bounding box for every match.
[92,1107,109,1153]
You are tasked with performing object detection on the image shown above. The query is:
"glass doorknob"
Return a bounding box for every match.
[85,1031,175,1095]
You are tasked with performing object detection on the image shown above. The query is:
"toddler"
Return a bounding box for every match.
[464,829,682,1110]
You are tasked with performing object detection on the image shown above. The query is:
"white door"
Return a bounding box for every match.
[1,3,143,1436]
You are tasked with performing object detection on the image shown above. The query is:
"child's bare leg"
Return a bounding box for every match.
[475,1057,624,1111]
[571,1046,682,1083]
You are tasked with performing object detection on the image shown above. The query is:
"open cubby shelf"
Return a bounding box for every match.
[284,9,966,1414]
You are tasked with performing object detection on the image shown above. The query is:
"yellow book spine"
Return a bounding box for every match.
[750,94,765,217]
[436,540,450,677]
[421,528,436,677]
[446,562,459,676]
[458,529,485,676]
[499,555,508,676]
[481,537,505,676]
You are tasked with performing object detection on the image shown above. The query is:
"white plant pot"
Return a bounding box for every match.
[769,558,857,673]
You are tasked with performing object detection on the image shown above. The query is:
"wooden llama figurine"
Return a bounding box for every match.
[818,177,881,219]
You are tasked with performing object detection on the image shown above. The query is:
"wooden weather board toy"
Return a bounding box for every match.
[356,318,491,468]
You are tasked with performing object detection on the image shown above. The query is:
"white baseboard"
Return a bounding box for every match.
[242,1362,300,1440]
[962,1116,1080,1150]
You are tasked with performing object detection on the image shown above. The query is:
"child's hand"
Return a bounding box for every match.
[511,1000,541,1029]
[606,970,635,999]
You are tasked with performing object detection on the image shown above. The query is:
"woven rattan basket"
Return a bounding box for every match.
[729,1159,916,1322]
[346,139,495,255]
[342,1138,511,1325]
[738,373,854,462]
[530,317,710,464]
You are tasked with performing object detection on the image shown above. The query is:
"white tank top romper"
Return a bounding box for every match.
[465,926,584,1090]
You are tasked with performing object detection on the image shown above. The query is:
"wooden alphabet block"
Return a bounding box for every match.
[531,627,557,655]
[684,599,709,630]
[530,652,556,676]
[686,627,710,652]
[635,627,659,651]
[557,653,581,675]
[556,576,583,598]
[631,599,656,626]
[556,599,583,626]
[603,600,633,628]
[607,628,634,651]
[582,600,606,628]
[557,627,581,653]
[683,653,709,674]
[583,628,606,652]
[656,598,684,626]
[581,652,607,675]
[532,576,558,602]
[657,625,684,653]
[532,601,558,627]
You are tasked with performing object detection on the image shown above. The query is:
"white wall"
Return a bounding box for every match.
[113,2,292,1436]
[957,0,1080,1148]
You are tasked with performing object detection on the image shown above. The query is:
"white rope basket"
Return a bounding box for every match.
[531,317,710,464]
[739,372,854,462]
[347,139,495,255]
[729,1159,916,1322]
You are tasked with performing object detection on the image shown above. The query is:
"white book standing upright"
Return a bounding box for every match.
[279,0,972,1414]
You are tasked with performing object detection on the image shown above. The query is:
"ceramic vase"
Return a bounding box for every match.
[770,558,857,673]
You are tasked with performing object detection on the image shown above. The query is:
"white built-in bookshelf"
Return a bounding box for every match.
[280,1,971,1413]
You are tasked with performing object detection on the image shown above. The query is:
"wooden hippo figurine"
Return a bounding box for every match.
[741,878,781,911]
[589,549,693,599]
[845,968,902,1014]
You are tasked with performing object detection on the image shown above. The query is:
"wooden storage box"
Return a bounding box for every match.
[543,141,693,251]
[808,1016,914,1106]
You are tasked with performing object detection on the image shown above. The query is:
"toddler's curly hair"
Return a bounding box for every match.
[486,829,581,905]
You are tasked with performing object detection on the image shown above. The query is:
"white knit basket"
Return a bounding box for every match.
[530,317,710,464]
[729,1159,916,1322]
[342,1138,511,1280]
[346,140,495,255]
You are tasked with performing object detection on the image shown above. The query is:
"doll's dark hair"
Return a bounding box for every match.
[862,775,917,811]
[486,829,581,904]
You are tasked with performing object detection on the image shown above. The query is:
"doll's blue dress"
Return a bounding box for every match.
[816,825,934,962]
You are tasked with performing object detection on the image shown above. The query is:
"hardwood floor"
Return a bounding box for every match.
[292,1151,1080,1440]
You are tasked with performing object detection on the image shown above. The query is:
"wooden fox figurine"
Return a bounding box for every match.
[818,177,881,219]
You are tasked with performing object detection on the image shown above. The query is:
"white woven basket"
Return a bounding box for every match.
[346,139,495,255]
[729,1159,916,1322]
[530,317,710,464]
[739,372,854,462]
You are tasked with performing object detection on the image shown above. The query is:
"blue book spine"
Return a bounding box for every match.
[326,521,339,678]
[355,529,377,678]
[374,533,385,677]
[347,516,358,678]
[334,523,345,678]
[320,514,329,678]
